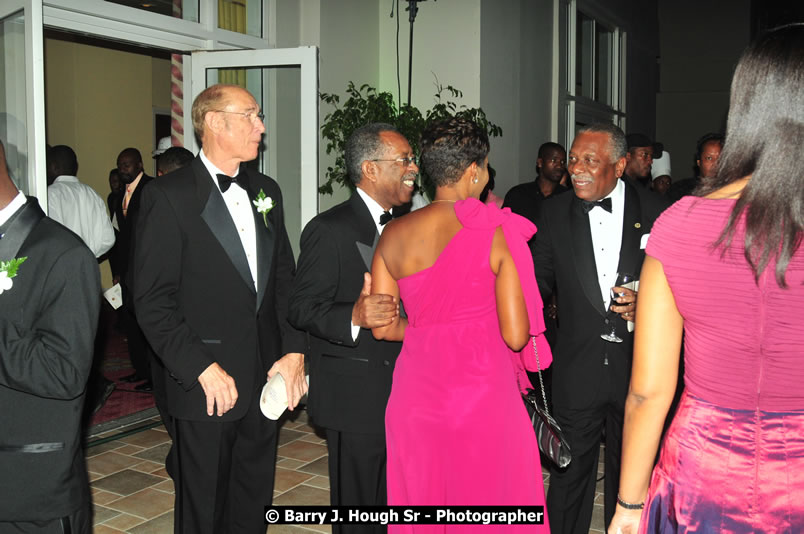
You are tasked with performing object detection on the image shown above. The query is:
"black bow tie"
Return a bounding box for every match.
[216,173,248,193]
[581,197,612,214]
[379,211,393,226]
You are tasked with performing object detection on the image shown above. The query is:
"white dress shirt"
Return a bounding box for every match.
[356,187,389,236]
[0,191,27,228]
[588,178,625,309]
[199,149,258,290]
[47,176,116,258]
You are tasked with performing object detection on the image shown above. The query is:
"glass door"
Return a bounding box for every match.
[190,47,319,258]
[0,0,46,204]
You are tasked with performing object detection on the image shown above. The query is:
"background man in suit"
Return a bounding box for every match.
[0,139,100,533]
[289,123,416,533]
[531,123,668,534]
[133,84,306,534]
[503,141,569,224]
[107,168,123,276]
[114,147,155,390]
[623,133,656,189]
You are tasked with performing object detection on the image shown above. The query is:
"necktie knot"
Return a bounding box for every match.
[581,197,612,214]
[216,173,247,193]
[379,211,393,226]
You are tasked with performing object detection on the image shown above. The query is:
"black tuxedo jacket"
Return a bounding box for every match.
[289,193,400,435]
[132,157,305,421]
[531,180,669,410]
[0,198,100,520]
[113,173,153,285]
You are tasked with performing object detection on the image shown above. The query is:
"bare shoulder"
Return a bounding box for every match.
[703,178,749,199]
[383,206,432,237]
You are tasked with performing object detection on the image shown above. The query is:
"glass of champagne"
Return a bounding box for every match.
[600,272,635,343]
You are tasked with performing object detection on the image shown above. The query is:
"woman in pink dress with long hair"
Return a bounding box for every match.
[609,24,804,533]
[372,117,552,532]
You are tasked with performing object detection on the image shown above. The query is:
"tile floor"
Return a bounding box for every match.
[86,410,606,533]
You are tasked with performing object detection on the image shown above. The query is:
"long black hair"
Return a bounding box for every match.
[696,24,804,287]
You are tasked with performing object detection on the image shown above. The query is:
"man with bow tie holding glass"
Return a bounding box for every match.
[530,123,669,534]
[132,84,306,534]
[289,123,416,533]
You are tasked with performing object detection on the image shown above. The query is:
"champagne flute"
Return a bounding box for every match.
[600,272,635,343]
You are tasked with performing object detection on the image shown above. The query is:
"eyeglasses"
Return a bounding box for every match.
[371,156,419,167]
[213,109,265,123]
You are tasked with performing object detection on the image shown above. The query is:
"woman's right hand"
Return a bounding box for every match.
[607,508,642,534]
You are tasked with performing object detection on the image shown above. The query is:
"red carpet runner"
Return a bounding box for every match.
[89,306,156,426]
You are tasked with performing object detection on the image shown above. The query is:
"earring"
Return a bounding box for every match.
[472,175,479,184]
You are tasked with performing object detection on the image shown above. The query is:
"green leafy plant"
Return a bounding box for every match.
[319,82,502,196]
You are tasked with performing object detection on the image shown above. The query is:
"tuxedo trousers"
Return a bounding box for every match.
[172,391,277,534]
[123,305,152,381]
[546,366,626,534]
[325,428,387,534]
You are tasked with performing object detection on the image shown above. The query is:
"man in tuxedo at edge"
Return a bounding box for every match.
[289,123,416,533]
[530,123,668,533]
[0,138,100,533]
[132,84,306,534]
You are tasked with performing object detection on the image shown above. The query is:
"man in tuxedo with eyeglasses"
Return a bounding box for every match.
[289,123,417,533]
[133,84,306,534]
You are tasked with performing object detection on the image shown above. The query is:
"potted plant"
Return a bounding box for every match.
[319,81,502,197]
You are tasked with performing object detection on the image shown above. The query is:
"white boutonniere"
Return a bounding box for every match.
[252,189,275,227]
[0,257,27,295]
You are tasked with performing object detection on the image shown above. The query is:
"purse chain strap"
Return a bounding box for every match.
[532,336,551,416]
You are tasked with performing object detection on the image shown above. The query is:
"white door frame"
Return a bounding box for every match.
[1,0,46,205]
[43,0,273,51]
[15,0,286,208]
[191,47,320,229]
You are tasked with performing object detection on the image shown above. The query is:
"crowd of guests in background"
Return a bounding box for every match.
[1,22,802,534]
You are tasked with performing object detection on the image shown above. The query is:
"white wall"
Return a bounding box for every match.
[317,0,380,209]
[378,0,481,111]
[479,0,521,195]
[480,0,556,197]
[513,0,556,187]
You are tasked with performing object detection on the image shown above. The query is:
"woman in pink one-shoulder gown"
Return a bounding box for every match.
[372,118,552,532]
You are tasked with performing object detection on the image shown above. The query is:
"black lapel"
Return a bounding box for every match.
[350,193,380,270]
[195,159,256,295]
[569,195,607,316]
[616,181,644,277]
[0,198,45,261]
[243,167,274,310]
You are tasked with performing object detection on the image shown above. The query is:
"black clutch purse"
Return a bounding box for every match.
[521,337,572,469]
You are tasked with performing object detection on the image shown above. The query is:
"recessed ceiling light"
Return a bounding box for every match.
[142,3,154,7]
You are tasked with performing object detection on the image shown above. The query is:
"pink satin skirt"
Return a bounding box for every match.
[640,392,804,533]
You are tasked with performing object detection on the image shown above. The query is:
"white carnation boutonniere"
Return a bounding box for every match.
[0,257,27,295]
[252,189,275,228]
